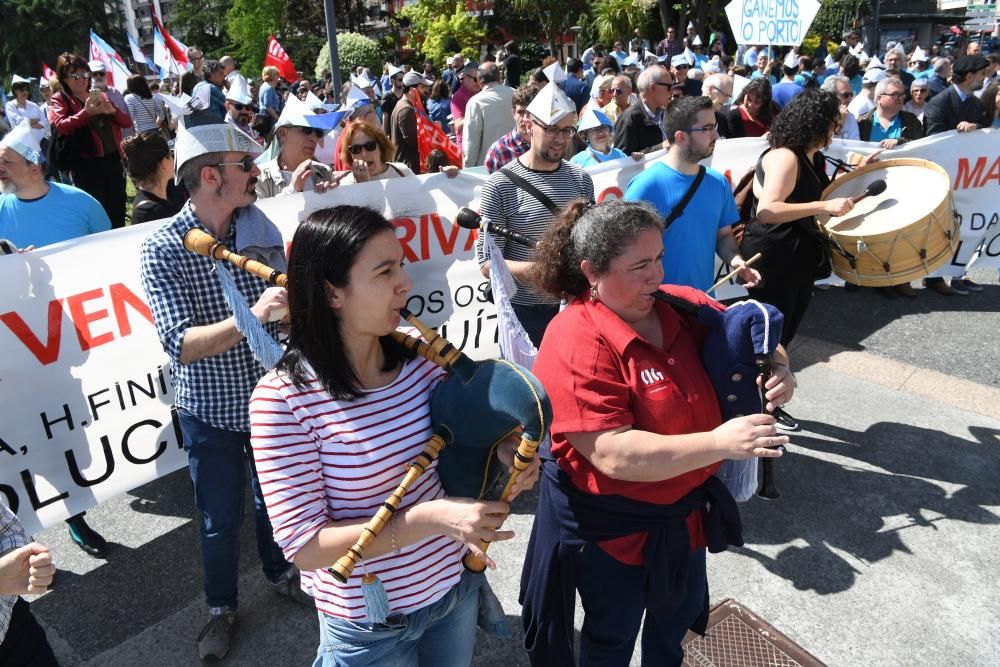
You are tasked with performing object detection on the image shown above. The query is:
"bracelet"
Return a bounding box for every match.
[390,517,400,555]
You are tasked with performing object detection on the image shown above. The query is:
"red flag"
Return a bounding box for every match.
[150,8,189,66]
[42,63,56,82]
[265,35,297,83]
[412,90,462,170]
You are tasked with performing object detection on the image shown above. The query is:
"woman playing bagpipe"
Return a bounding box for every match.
[247,205,541,666]
[519,200,795,666]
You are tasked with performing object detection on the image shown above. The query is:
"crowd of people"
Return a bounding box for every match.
[0,24,997,667]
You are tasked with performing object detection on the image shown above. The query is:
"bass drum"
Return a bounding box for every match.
[820,158,959,287]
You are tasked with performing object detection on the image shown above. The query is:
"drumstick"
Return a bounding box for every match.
[710,252,762,293]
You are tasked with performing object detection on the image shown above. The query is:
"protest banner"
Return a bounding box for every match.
[725,0,820,46]
[1,130,996,534]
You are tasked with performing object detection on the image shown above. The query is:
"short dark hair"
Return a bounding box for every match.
[126,75,152,99]
[512,83,537,109]
[177,152,225,193]
[122,131,171,182]
[566,58,584,74]
[664,95,714,144]
[768,88,840,153]
[55,52,90,90]
[203,59,223,76]
[277,206,410,400]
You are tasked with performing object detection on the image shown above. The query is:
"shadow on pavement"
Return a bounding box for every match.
[733,420,1000,595]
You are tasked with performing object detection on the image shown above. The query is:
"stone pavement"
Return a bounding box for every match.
[26,277,1000,666]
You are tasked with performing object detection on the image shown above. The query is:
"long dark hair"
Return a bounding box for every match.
[278,205,409,400]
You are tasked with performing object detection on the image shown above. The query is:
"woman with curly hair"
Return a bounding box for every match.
[739,88,879,429]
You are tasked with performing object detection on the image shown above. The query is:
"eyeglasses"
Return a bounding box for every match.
[91,72,106,78]
[685,123,719,134]
[534,122,576,138]
[610,87,628,94]
[348,140,379,155]
[214,156,256,172]
[653,81,674,88]
[295,126,325,138]
[231,102,249,111]
[68,73,90,80]
[879,92,905,99]
[837,91,854,100]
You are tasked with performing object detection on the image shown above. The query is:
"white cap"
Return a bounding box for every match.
[577,108,613,133]
[687,21,695,31]
[783,50,799,69]
[402,71,433,87]
[11,74,31,86]
[0,122,44,165]
[862,68,887,84]
[274,95,343,132]
[702,57,721,74]
[344,83,371,109]
[386,63,403,77]
[866,55,884,71]
[88,60,106,73]
[174,123,263,173]
[692,35,703,47]
[542,61,567,84]
[225,74,253,105]
[671,54,691,68]
[850,42,865,56]
[911,46,929,62]
[526,81,576,125]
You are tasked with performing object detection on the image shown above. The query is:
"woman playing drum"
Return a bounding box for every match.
[249,205,539,666]
[519,200,795,666]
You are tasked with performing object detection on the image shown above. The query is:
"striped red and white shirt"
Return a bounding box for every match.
[250,356,465,621]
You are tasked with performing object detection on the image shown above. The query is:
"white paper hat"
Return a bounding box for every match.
[671,54,691,68]
[158,92,202,117]
[88,60,106,73]
[174,123,263,173]
[0,122,44,165]
[344,83,371,109]
[526,81,576,125]
[783,50,799,69]
[623,54,640,66]
[702,56,721,74]
[692,35,703,47]
[386,63,403,77]
[911,46,929,62]
[850,42,865,56]
[577,108,613,133]
[352,72,376,89]
[304,90,327,111]
[862,68,887,84]
[542,61,567,84]
[225,74,253,105]
[11,74,31,86]
[731,74,751,105]
[687,21,695,31]
[275,95,344,131]
[866,55,884,71]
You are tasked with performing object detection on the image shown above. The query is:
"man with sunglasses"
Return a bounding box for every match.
[614,65,673,155]
[256,97,338,198]
[820,75,861,140]
[224,75,263,144]
[601,75,634,124]
[624,96,759,293]
[451,62,482,150]
[88,60,132,137]
[475,78,594,346]
[140,123,311,661]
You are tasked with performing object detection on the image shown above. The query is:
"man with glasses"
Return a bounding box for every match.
[223,75,262,144]
[602,74,634,124]
[672,54,702,96]
[182,47,205,96]
[88,60,132,138]
[614,65,673,154]
[380,64,405,135]
[451,62,482,150]
[883,49,915,102]
[140,124,311,661]
[390,71,434,173]
[820,75,861,139]
[857,77,922,148]
[257,98,339,197]
[624,96,759,293]
[475,79,594,346]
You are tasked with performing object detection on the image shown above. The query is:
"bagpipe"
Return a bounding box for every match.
[182,227,552,583]
[460,209,787,500]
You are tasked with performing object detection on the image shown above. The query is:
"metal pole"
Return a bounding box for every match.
[323,0,342,100]
[872,0,881,57]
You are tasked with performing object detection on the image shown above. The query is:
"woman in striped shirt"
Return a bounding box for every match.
[250,205,539,666]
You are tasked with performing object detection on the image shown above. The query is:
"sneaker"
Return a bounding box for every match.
[271,568,314,608]
[198,607,237,662]
[66,515,109,558]
[773,408,800,432]
[953,278,984,293]
[948,280,970,296]
[923,277,957,296]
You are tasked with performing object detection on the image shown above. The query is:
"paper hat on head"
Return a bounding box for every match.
[352,72,376,89]
[526,81,575,125]
[577,108,613,133]
[783,50,799,68]
[386,63,403,77]
[158,92,202,118]
[304,90,327,111]
[274,95,344,131]
[687,21,695,31]
[671,54,691,68]
[88,60,106,73]
[174,123,263,173]
[862,68,887,84]
[0,122,44,165]
[225,74,253,105]
[344,84,371,109]
[623,54,640,66]
[692,35,703,47]
[850,42,865,56]
[910,46,929,62]
[11,75,31,87]
[702,57,721,74]
[731,74,751,105]
[866,55,884,71]
[542,61,567,84]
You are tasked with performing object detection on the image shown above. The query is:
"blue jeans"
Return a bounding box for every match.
[312,570,481,667]
[178,410,291,609]
[575,545,707,667]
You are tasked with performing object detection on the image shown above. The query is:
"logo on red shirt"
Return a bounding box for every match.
[639,366,665,386]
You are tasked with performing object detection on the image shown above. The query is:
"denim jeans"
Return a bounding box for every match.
[178,410,291,609]
[312,570,482,667]
[575,545,707,667]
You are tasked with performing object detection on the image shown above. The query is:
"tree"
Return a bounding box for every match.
[315,32,383,83]
[226,0,284,76]
[509,0,591,57]
[592,0,655,46]
[398,0,486,64]
[171,0,233,58]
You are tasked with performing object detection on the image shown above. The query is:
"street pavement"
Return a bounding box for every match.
[28,269,1000,666]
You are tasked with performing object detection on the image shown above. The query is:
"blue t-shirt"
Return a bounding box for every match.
[0,182,111,248]
[869,113,903,142]
[772,81,804,109]
[570,146,628,168]
[624,162,738,292]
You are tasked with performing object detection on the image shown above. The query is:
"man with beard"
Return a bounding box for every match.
[140,124,311,662]
[624,96,759,292]
[390,71,432,173]
[223,75,263,144]
[475,78,594,346]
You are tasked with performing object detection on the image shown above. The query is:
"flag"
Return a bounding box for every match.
[265,35,297,83]
[42,63,56,83]
[410,89,462,170]
[150,8,189,67]
[89,30,133,92]
[153,27,181,77]
[126,31,146,65]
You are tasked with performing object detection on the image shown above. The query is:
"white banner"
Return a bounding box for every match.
[725,0,820,46]
[2,130,996,533]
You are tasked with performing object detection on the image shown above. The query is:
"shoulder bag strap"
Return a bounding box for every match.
[662,165,706,232]
[500,164,559,214]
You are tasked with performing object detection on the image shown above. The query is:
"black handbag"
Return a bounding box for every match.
[47,92,94,174]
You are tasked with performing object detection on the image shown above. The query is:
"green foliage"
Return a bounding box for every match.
[226,0,283,76]
[399,0,486,65]
[592,0,654,46]
[171,0,233,58]
[316,33,383,83]
[810,0,864,42]
[509,0,591,56]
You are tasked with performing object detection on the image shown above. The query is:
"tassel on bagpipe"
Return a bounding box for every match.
[182,227,551,580]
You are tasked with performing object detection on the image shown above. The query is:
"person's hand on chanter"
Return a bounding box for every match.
[496,432,542,500]
[430,497,513,570]
[713,413,788,460]
[251,286,288,323]
[759,364,795,412]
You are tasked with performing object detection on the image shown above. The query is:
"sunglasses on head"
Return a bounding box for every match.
[349,140,379,155]
[214,156,256,172]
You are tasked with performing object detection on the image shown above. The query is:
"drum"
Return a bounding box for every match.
[820,158,958,287]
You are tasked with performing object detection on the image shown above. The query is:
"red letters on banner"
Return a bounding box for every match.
[394,213,476,262]
[0,283,154,365]
[954,156,1000,190]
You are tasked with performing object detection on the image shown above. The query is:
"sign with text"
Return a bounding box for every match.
[725,0,821,46]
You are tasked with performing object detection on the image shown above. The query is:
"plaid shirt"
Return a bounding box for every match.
[1,502,28,644]
[484,130,530,173]
[140,202,280,432]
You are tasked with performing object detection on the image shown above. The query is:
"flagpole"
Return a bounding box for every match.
[323,0,342,100]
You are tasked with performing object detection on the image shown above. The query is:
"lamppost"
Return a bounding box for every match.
[569,25,583,61]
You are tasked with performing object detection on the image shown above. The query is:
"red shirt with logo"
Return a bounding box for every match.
[533,285,725,565]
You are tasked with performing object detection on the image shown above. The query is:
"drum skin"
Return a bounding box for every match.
[820,158,959,287]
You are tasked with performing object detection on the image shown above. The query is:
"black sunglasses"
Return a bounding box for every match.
[214,156,256,172]
[230,102,250,111]
[348,140,378,155]
[295,126,325,138]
